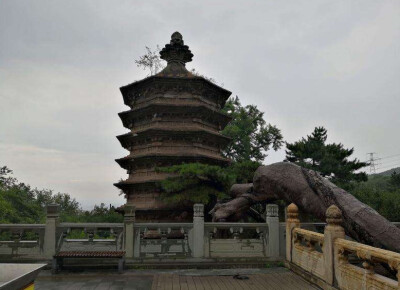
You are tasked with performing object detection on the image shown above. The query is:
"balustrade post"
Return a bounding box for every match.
[323,205,345,286]
[286,203,300,262]
[124,204,136,258]
[44,204,59,258]
[266,204,279,257]
[193,203,204,258]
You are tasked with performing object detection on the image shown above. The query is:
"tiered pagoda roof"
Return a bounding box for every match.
[115,32,232,221]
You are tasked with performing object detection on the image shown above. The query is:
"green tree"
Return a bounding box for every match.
[285,127,368,187]
[351,174,400,221]
[221,96,283,162]
[390,171,400,188]
[157,163,235,205]
[0,165,123,224]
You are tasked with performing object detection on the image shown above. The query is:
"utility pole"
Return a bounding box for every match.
[367,152,378,174]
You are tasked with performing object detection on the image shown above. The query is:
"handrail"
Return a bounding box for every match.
[134,223,193,228]
[293,228,324,243]
[205,222,267,228]
[59,223,123,228]
[0,224,45,228]
[335,238,400,268]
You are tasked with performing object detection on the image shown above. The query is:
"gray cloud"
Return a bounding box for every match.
[1,0,399,208]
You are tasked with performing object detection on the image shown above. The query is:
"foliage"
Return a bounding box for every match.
[228,160,261,184]
[156,96,282,206]
[350,174,400,221]
[189,68,218,85]
[134,46,220,85]
[157,163,235,204]
[390,171,400,187]
[0,166,122,224]
[285,127,368,188]
[221,96,283,162]
[135,45,165,76]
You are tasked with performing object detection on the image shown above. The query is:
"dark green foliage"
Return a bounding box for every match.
[285,127,368,188]
[228,160,261,184]
[221,96,283,162]
[351,174,400,221]
[0,166,122,224]
[157,163,235,204]
[390,171,400,187]
[62,203,123,223]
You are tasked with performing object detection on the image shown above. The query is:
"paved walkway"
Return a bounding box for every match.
[36,268,319,290]
[152,272,318,290]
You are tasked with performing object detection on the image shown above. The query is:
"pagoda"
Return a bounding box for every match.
[115,32,232,221]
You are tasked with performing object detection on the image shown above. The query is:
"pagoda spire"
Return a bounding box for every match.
[157,32,194,77]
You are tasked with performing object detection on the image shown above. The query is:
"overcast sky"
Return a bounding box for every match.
[1,1,399,209]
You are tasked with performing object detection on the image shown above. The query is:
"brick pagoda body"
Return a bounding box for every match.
[115,32,232,221]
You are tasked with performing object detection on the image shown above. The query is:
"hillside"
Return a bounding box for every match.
[374,167,400,177]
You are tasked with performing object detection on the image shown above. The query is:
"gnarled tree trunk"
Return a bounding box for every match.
[211,162,400,253]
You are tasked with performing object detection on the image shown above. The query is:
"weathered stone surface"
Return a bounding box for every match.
[212,162,400,253]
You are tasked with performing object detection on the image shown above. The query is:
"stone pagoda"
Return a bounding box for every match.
[115,32,232,221]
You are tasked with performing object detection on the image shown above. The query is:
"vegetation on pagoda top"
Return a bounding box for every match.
[120,32,231,109]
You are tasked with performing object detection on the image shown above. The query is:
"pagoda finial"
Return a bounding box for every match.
[170,32,183,45]
[159,31,193,65]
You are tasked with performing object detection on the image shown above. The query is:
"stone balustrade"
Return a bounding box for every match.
[3,200,399,289]
[0,224,45,259]
[286,203,400,289]
[0,203,280,262]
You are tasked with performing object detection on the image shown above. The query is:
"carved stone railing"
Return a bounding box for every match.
[0,224,45,259]
[286,203,400,289]
[292,228,325,280]
[133,222,193,258]
[56,223,124,252]
[335,238,400,290]
[0,203,281,262]
[204,222,269,258]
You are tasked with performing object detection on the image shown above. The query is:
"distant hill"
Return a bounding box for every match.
[374,167,400,176]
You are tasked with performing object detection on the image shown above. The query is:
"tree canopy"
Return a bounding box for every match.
[221,96,283,163]
[157,163,235,205]
[0,166,122,223]
[351,173,400,221]
[285,127,368,187]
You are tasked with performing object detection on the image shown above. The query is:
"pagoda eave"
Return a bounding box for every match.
[113,180,159,190]
[118,104,231,129]
[116,129,231,149]
[120,76,231,109]
[115,154,230,169]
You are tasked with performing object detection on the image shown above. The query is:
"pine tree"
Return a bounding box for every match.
[285,127,368,187]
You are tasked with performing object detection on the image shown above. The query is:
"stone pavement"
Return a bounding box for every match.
[35,268,319,290]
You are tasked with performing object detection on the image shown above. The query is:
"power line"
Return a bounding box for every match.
[377,161,400,170]
[376,163,400,172]
[379,153,400,160]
